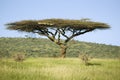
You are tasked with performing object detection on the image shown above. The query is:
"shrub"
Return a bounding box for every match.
[13,53,25,62]
[79,53,90,65]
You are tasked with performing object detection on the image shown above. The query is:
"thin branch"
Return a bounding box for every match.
[65,29,94,43]
[46,35,55,42]
[33,29,55,42]
[58,28,69,39]
[54,29,58,36]
[47,30,54,36]
[53,29,58,39]
[58,31,61,44]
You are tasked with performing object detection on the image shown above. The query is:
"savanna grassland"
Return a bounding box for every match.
[0,38,120,80]
[0,58,120,80]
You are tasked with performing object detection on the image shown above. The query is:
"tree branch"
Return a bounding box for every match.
[58,31,61,44]
[65,29,94,43]
[54,29,58,36]
[33,29,55,42]
[58,28,69,39]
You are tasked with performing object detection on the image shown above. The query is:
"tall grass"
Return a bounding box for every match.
[0,58,120,80]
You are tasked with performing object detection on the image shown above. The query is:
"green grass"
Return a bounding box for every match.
[0,58,120,80]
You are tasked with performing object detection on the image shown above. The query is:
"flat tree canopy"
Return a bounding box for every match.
[6,19,109,31]
[6,18,110,58]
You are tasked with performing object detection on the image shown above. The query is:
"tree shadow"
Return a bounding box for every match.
[86,62,102,66]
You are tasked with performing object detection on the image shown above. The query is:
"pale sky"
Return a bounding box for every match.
[0,0,120,46]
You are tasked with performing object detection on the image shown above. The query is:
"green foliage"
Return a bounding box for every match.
[6,19,110,32]
[0,38,120,58]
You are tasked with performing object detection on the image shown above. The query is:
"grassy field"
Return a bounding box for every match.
[0,58,120,80]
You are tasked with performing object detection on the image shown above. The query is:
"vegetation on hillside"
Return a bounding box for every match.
[0,37,120,58]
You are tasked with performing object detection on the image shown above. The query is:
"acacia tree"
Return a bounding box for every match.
[6,19,110,58]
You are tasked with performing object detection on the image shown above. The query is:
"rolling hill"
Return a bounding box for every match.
[0,37,120,58]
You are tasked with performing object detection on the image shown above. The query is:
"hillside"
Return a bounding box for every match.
[0,38,120,58]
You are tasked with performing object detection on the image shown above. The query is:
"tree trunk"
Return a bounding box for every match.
[60,44,67,58]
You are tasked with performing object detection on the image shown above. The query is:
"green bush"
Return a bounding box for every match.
[13,53,25,62]
[79,53,90,65]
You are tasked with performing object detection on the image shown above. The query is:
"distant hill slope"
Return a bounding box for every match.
[0,38,120,58]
